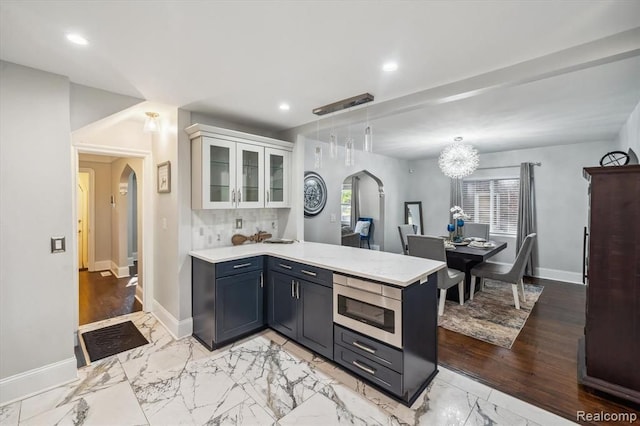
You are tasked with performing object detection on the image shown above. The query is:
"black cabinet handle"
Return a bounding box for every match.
[301,269,317,277]
[582,226,589,284]
[352,360,376,375]
[352,341,376,354]
[233,263,252,269]
[279,263,293,270]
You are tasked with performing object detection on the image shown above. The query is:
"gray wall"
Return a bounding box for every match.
[303,138,411,254]
[408,139,617,283]
[616,100,640,155]
[70,83,143,131]
[0,61,76,402]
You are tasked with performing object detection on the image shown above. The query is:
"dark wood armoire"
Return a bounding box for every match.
[579,165,640,404]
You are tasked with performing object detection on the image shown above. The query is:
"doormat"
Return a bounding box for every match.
[438,280,543,349]
[81,321,148,362]
[100,271,112,277]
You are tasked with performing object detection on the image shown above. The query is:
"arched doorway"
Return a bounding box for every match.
[341,170,385,251]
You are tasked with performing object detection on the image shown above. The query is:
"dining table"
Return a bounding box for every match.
[445,241,507,303]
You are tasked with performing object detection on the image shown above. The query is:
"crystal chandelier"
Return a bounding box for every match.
[438,137,479,178]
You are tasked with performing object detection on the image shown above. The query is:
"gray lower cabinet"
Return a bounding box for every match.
[192,256,265,350]
[268,268,333,360]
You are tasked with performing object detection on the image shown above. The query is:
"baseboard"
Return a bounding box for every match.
[151,299,193,340]
[534,267,583,284]
[484,262,583,285]
[0,357,77,405]
[93,260,111,272]
[110,261,130,278]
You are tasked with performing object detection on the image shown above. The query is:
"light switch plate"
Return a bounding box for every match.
[51,237,65,253]
[235,218,243,229]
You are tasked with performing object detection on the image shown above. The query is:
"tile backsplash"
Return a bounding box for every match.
[192,209,281,250]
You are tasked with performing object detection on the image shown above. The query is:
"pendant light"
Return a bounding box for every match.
[345,138,355,166]
[438,137,479,178]
[314,119,322,169]
[363,108,373,153]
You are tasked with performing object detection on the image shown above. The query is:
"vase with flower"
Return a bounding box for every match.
[450,206,470,243]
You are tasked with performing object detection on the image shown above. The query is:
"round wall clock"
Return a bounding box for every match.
[303,171,327,217]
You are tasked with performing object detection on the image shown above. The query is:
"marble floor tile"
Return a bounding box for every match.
[488,390,576,425]
[116,313,174,364]
[132,355,250,425]
[279,390,393,426]
[435,366,493,400]
[257,328,289,346]
[0,401,20,426]
[215,337,325,420]
[407,378,478,426]
[121,335,211,385]
[19,356,127,422]
[209,397,276,425]
[20,381,147,426]
[466,398,543,426]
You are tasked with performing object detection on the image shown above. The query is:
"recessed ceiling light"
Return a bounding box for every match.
[382,62,398,72]
[66,33,89,46]
[279,103,290,111]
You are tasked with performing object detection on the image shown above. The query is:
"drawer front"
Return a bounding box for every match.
[334,325,403,373]
[216,256,263,278]
[334,345,403,397]
[268,257,332,287]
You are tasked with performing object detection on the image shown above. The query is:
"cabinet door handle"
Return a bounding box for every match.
[296,281,300,299]
[238,191,242,204]
[301,269,317,277]
[231,189,236,204]
[233,263,252,269]
[352,360,376,375]
[260,272,263,288]
[266,190,270,203]
[291,280,295,298]
[279,263,293,270]
[352,341,377,354]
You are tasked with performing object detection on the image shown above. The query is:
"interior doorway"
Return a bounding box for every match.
[77,171,90,270]
[76,154,143,326]
[342,170,385,251]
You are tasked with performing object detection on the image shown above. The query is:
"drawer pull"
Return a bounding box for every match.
[233,263,252,269]
[279,263,293,270]
[352,341,377,354]
[352,360,376,375]
[291,280,295,298]
[301,269,317,277]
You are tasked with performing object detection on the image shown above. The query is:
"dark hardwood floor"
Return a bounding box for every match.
[438,277,640,425]
[79,266,141,325]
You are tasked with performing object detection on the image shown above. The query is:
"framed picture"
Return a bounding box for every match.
[157,161,171,193]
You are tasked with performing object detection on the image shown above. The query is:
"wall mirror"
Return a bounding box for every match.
[404,201,423,235]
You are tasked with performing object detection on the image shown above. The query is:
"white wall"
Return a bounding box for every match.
[0,61,76,403]
[303,138,411,254]
[70,83,143,132]
[615,100,640,156]
[408,139,617,283]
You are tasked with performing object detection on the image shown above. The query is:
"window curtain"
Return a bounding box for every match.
[350,176,360,229]
[517,162,537,276]
[449,178,462,223]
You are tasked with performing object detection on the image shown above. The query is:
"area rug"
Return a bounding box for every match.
[439,280,544,349]
[81,321,148,362]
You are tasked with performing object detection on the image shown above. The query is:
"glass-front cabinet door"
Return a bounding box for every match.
[236,143,264,209]
[202,137,236,209]
[265,148,290,208]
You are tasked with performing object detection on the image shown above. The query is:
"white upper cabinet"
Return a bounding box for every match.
[188,124,293,210]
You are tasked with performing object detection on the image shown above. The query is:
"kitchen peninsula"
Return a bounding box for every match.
[190,241,446,405]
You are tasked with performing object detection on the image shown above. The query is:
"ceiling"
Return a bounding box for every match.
[1,1,640,158]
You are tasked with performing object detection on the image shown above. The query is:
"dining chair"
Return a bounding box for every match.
[464,222,490,240]
[356,217,374,249]
[470,233,537,309]
[407,235,465,316]
[398,224,417,255]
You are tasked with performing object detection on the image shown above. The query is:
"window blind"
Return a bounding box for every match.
[462,178,520,235]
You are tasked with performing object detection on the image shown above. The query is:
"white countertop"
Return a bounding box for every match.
[189,241,446,287]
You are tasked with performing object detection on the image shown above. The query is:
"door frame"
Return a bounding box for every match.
[78,168,95,271]
[71,144,154,340]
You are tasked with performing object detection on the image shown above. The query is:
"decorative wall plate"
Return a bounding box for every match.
[599,151,630,166]
[303,171,327,217]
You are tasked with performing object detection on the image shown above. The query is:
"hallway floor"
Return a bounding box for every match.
[78,265,141,325]
[1,312,574,425]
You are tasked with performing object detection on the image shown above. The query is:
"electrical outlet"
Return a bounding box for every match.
[199,227,204,236]
[330,213,337,223]
[235,218,243,229]
[217,233,221,241]
[271,221,276,230]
